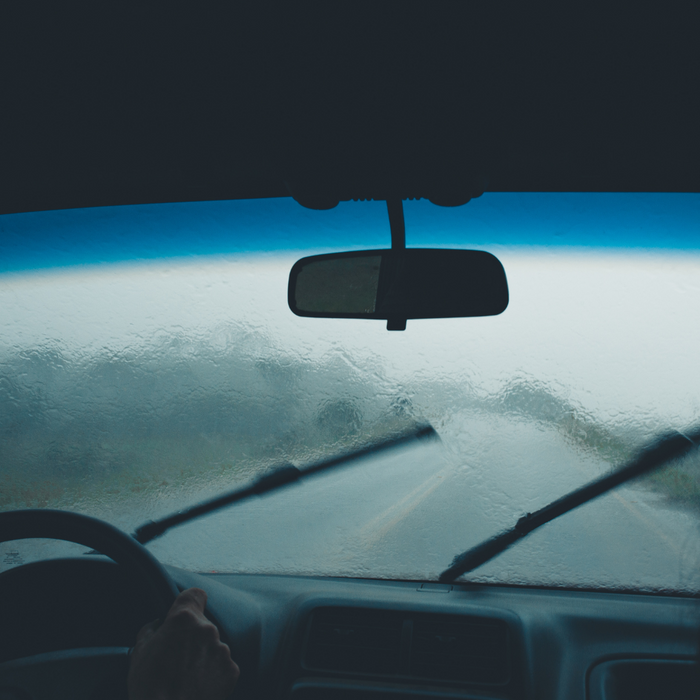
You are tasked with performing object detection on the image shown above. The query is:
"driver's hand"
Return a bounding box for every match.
[127,587,240,700]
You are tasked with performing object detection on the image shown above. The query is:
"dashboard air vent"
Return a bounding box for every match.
[411,614,509,684]
[305,608,404,675]
[304,608,509,686]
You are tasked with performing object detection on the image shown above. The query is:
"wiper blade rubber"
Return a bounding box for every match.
[439,427,700,583]
[134,423,439,545]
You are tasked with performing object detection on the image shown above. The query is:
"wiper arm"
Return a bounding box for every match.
[133,422,439,545]
[439,427,700,584]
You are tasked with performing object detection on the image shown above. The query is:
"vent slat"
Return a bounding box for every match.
[411,616,508,684]
[311,622,402,650]
[304,607,509,685]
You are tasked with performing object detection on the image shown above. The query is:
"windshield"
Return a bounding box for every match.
[2,194,700,593]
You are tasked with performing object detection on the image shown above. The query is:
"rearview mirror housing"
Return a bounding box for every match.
[288,249,508,329]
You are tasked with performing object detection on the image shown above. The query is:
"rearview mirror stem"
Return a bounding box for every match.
[386,198,407,330]
[386,198,405,250]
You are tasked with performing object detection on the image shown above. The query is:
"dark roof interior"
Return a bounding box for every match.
[2,1,699,215]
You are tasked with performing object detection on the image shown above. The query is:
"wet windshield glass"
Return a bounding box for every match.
[2,194,700,592]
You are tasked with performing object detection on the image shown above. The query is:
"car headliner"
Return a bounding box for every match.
[1,1,699,218]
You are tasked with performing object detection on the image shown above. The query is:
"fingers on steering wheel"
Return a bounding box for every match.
[168,587,208,616]
[134,617,162,644]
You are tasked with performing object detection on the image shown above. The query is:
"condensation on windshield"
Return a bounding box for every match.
[1,249,700,593]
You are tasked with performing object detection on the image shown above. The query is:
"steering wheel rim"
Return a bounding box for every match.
[0,509,180,700]
[0,508,180,619]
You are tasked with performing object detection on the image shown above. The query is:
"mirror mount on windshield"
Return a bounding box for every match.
[288,198,509,330]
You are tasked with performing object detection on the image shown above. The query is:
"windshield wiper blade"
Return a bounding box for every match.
[133,422,439,545]
[439,427,700,584]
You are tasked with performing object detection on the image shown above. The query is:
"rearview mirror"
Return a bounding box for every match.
[288,249,508,330]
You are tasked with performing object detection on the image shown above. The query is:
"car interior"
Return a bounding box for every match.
[1,2,700,700]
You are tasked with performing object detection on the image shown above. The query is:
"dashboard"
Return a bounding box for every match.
[1,557,698,700]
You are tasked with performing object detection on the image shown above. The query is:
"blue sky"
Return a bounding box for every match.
[1,193,699,274]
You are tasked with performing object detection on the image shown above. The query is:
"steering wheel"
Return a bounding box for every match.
[0,509,180,700]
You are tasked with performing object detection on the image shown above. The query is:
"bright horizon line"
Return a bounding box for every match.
[2,194,700,275]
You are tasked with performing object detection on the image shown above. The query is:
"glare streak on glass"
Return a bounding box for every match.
[1,196,700,593]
